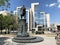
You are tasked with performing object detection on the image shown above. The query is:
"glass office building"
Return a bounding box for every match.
[35,12,50,29]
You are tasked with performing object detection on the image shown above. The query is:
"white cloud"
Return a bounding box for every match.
[58,4,60,8]
[46,0,60,8]
[57,0,60,3]
[57,0,60,8]
[46,3,57,7]
[49,3,57,7]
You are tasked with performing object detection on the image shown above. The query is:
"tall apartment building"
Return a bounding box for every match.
[31,2,39,29]
[45,14,50,28]
[28,9,33,31]
[39,12,46,27]
[39,12,50,30]
[28,2,39,31]
[13,10,18,24]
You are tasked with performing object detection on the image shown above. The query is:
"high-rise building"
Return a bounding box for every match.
[45,14,50,28]
[13,10,18,24]
[28,9,33,31]
[13,6,23,24]
[39,12,50,30]
[31,2,39,29]
[28,2,39,32]
[40,12,46,26]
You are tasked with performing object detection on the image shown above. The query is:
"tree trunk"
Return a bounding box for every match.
[1,30,2,34]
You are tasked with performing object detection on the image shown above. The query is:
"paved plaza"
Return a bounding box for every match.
[0,35,57,45]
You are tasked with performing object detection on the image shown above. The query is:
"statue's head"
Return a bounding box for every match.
[20,5,26,19]
[21,5,25,9]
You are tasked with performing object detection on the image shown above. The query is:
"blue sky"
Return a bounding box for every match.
[1,0,60,24]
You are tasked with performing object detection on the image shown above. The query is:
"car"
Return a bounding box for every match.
[36,31,44,34]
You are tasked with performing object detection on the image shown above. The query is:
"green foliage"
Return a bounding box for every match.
[0,14,18,30]
[0,0,10,10]
[3,15,13,29]
[0,14,4,30]
[0,0,9,6]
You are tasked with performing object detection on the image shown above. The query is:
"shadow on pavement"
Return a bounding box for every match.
[0,37,9,45]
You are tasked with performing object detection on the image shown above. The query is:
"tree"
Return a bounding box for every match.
[0,14,14,34]
[0,14,4,33]
[9,15,19,31]
[0,13,19,34]
[0,0,10,10]
[0,0,9,6]
[3,15,18,33]
[3,15,14,33]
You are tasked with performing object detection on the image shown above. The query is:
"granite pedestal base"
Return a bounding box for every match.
[12,36,44,43]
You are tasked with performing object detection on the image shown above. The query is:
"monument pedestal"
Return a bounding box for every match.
[12,36,44,43]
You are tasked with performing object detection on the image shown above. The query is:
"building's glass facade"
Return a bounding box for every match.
[39,13,45,25]
[34,5,40,26]
[40,12,47,27]
[35,11,48,28]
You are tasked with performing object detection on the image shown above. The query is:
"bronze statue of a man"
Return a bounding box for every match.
[20,5,26,19]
